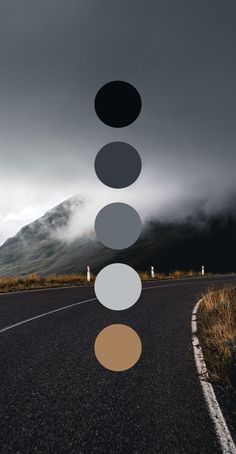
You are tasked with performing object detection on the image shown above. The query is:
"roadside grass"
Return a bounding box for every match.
[0,273,95,293]
[140,269,207,281]
[198,287,236,423]
[0,270,228,293]
[198,287,236,388]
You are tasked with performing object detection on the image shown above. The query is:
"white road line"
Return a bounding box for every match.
[0,298,97,334]
[192,299,236,454]
[0,282,197,334]
[1,278,236,334]
[0,284,181,334]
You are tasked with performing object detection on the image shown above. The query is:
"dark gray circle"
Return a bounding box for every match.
[95,142,142,189]
[94,203,142,250]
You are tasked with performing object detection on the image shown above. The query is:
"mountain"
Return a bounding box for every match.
[0,196,236,276]
[0,197,115,276]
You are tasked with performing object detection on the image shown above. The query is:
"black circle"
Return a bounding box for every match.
[95,142,142,189]
[94,81,142,128]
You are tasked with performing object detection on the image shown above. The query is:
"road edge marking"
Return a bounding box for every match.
[192,299,236,454]
[0,298,97,334]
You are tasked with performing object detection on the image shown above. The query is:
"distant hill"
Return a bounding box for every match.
[0,197,115,276]
[0,195,235,275]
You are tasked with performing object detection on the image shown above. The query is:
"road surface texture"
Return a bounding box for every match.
[1,276,236,453]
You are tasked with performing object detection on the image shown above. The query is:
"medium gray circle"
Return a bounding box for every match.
[95,142,142,188]
[94,203,142,250]
[95,263,142,310]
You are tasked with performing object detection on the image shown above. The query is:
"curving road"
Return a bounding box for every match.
[1,276,236,453]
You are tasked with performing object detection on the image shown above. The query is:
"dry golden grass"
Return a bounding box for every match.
[0,273,95,293]
[169,269,201,279]
[0,270,219,293]
[140,269,205,280]
[199,287,236,387]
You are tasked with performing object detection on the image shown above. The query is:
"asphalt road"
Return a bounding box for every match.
[1,276,236,454]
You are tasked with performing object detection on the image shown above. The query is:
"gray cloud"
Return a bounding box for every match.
[0,0,236,243]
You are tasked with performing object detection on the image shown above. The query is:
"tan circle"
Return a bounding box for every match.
[94,324,142,372]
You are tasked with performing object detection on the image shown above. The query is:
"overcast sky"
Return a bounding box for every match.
[0,0,236,243]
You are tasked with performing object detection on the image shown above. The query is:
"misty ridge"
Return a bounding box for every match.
[29,191,236,241]
[0,191,235,276]
[2,190,236,245]
[0,0,236,276]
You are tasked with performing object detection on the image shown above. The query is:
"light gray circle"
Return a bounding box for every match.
[95,142,142,188]
[95,263,142,310]
[94,202,142,250]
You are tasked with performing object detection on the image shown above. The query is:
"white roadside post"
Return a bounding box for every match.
[202,265,205,276]
[151,266,155,279]
[87,265,91,282]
